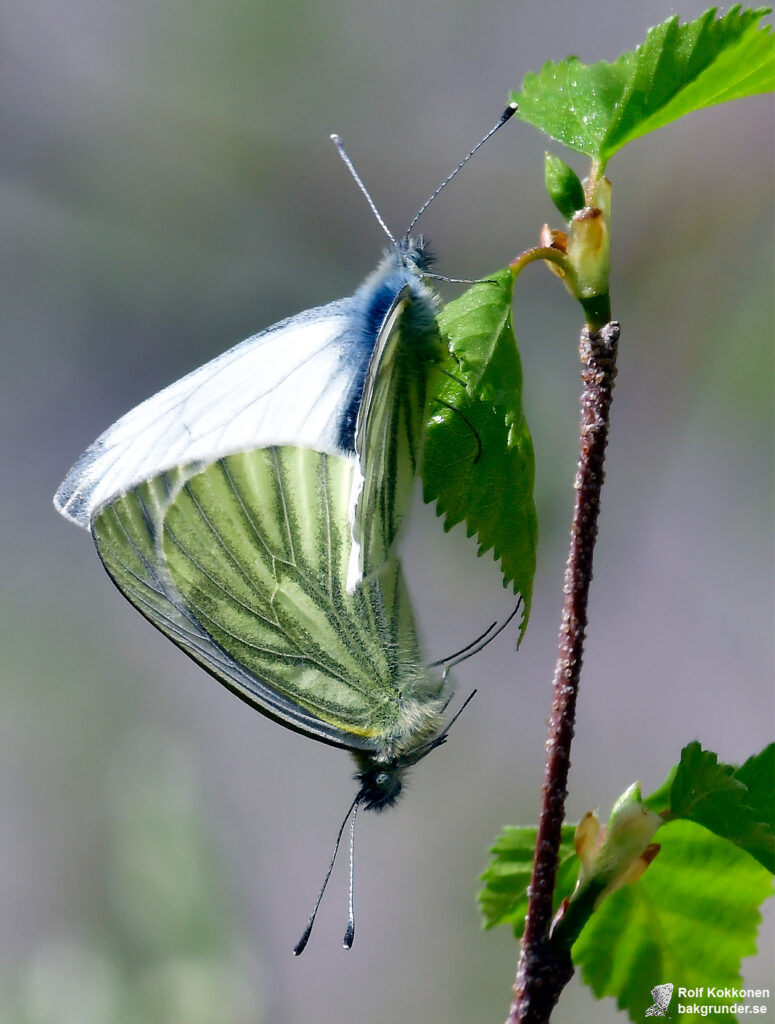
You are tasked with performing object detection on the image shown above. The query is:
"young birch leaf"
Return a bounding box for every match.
[604,6,775,159]
[422,269,537,640]
[479,825,577,934]
[573,819,774,1023]
[512,7,775,167]
[513,56,631,161]
[734,743,775,830]
[544,152,586,221]
[670,742,775,871]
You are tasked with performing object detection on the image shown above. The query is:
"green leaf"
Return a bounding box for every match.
[670,742,775,872]
[544,152,586,221]
[478,825,577,935]
[422,269,537,639]
[573,819,774,1023]
[734,743,775,830]
[670,742,747,815]
[512,7,775,166]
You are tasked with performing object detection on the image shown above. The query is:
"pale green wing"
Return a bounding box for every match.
[93,448,445,752]
[347,284,444,591]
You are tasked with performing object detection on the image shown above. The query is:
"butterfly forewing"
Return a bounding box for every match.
[56,303,360,529]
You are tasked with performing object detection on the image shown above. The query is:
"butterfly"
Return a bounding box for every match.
[54,104,517,951]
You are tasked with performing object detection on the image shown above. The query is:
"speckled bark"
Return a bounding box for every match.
[507,321,620,1024]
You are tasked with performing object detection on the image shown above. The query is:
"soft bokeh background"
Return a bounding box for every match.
[2,1,772,1021]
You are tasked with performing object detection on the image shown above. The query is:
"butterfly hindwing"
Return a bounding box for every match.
[93,448,445,751]
[92,464,363,749]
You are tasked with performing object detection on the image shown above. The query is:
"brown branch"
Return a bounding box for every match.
[507,321,621,1024]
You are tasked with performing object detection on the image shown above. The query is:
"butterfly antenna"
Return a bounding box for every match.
[404,102,518,241]
[330,134,396,246]
[293,793,361,955]
[445,599,523,670]
[343,797,360,949]
[429,619,499,667]
[440,687,478,735]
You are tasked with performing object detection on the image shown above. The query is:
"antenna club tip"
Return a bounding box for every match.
[330,132,341,143]
[292,928,312,956]
[503,101,519,119]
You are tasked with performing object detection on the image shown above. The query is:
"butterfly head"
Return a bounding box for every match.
[354,762,405,811]
[397,235,436,274]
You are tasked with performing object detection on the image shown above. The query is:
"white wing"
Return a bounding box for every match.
[55,299,367,528]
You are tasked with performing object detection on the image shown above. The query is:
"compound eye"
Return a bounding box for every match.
[375,772,391,788]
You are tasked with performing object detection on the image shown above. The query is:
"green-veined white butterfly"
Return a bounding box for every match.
[54,104,517,951]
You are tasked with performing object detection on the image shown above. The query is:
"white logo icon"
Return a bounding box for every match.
[645,983,674,1017]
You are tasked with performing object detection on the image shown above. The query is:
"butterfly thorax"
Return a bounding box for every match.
[350,240,439,351]
[352,683,449,811]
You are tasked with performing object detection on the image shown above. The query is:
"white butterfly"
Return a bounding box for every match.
[54,107,518,952]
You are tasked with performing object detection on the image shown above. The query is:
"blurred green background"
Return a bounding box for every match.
[1,1,772,1021]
